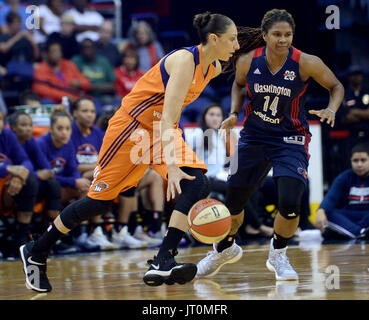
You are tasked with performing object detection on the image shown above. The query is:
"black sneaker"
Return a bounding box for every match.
[19,241,52,292]
[143,250,197,286]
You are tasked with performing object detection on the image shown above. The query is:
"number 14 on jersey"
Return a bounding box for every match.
[263,95,279,116]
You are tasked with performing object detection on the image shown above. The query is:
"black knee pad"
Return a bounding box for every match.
[174,167,210,215]
[277,177,305,220]
[60,196,112,229]
[225,186,255,215]
[14,173,39,212]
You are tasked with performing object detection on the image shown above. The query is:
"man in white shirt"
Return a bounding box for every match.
[66,0,104,42]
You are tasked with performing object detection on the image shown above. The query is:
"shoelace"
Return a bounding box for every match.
[275,251,293,270]
[147,249,178,266]
[205,250,220,261]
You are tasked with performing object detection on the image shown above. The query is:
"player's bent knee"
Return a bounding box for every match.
[225,186,255,215]
[60,196,112,229]
[174,167,210,215]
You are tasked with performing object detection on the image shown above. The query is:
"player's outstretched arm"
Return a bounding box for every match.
[301,53,344,127]
[161,50,196,201]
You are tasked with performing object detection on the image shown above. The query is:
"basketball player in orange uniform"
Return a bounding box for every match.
[19,12,240,292]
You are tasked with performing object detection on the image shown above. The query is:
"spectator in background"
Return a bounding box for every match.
[339,65,369,144]
[315,143,369,239]
[34,0,64,45]
[0,0,30,34]
[8,111,61,224]
[95,107,116,132]
[133,168,166,242]
[48,13,79,60]
[0,111,38,257]
[72,38,116,108]
[189,103,237,201]
[0,12,39,66]
[114,48,144,98]
[69,97,111,251]
[66,0,104,43]
[33,40,90,104]
[37,106,90,205]
[19,90,41,106]
[96,20,121,68]
[70,98,104,180]
[127,21,165,72]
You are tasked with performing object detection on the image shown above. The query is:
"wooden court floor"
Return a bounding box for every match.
[1,241,369,300]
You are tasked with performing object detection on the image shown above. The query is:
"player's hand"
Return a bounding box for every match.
[6,176,23,196]
[308,108,335,127]
[75,178,91,193]
[6,165,29,182]
[219,114,238,140]
[82,170,94,180]
[166,165,195,201]
[37,169,54,181]
[315,209,328,233]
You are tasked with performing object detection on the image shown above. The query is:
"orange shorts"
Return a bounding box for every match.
[87,109,207,201]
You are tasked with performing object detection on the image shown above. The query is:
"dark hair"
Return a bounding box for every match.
[70,97,95,113]
[224,9,296,73]
[19,90,40,105]
[80,38,95,47]
[96,109,117,131]
[45,39,62,53]
[351,143,369,157]
[51,105,72,127]
[121,48,139,70]
[193,11,234,44]
[200,103,224,152]
[6,12,21,25]
[8,111,31,129]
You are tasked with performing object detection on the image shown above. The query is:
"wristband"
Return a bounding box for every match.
[230,111,239,117]
[327,108,336,114]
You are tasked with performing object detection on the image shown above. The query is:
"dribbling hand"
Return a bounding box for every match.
[308,108,336,127]
[166,166,195,201]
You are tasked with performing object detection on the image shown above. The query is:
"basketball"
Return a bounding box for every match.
[187,198,231,244]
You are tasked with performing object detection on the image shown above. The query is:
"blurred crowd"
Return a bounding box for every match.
[1,0,369,260]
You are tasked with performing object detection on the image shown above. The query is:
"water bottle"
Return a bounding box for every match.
[61,96,70,113]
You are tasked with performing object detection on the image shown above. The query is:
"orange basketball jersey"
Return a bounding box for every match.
[120,44,216,129]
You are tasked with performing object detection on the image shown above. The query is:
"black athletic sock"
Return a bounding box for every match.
[150,211,163,233]
[114,222,127,232]
[32,223,64,258]
[157,227,184,259]
[272,232,290,249]
[15,221,31,246]
[128,211,139,234]
[216,235,235,253]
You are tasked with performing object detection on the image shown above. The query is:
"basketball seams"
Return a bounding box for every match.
[188,198,231,244]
